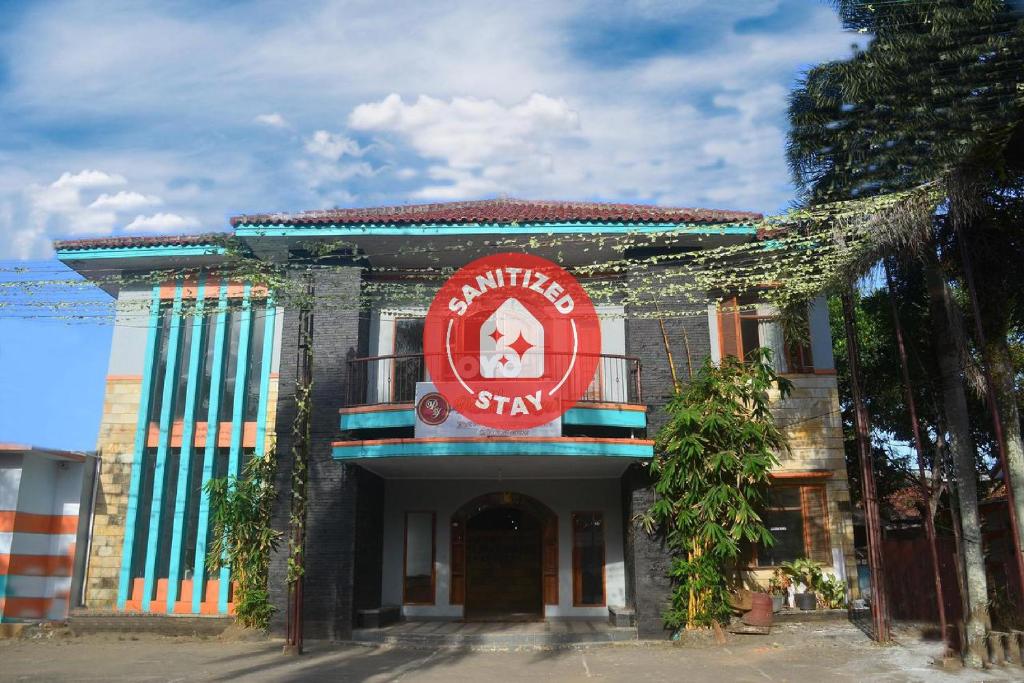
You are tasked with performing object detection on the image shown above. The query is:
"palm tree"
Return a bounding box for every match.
[786,0,1024,665]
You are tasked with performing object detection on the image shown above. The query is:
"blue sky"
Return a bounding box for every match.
[0,0,861,450]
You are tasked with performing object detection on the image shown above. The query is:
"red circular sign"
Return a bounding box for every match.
[423,252,602,429]
[416,392,451,426]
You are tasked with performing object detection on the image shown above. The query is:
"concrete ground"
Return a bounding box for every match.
[0,621,1019,682]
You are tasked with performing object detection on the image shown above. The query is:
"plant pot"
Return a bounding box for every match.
[796,591,817,610]
[771,595,785,613]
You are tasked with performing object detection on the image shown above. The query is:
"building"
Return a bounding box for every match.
[0,444,96,623]
[54,199,855,639]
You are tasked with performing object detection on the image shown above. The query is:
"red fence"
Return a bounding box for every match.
[881,537,963,623]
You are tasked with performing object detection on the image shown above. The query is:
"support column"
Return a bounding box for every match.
[219,283,252,613]
[192,280,229,613]
[142,280,185,612]
[116,285,162,610]
[166,274,207,612]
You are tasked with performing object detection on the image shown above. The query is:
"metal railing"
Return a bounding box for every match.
[345,353,642,407]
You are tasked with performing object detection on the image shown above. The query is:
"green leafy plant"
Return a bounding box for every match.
[767,568,792,597]
[640,349,792,630]
[206,440,281,629]
[816,573,848,609]
[781,558,823,592]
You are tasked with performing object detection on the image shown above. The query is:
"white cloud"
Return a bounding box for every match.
[304,130,365,161]
[50,169,127,190]
[350,93,579,170]
[123,212,201,232]
[89,191,163,211]
[0,1,863,258]
[254,112,290,128]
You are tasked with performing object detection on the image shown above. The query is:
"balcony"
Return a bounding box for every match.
[340,353,646,432]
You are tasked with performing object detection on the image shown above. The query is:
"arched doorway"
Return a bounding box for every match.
[450,492,558,620]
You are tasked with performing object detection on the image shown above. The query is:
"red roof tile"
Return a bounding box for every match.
[54,233,229,252]
[230,198,762,227]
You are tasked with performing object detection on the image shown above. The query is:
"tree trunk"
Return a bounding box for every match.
[984,338,1024,599]
[922,251,990,667]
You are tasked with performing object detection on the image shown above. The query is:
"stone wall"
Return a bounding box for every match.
[767,372,857,585]
[86,376,142,607]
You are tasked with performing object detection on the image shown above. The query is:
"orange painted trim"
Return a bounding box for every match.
[338,402,646,416]
[0,511,78,534]
[571,402,647,412]
[125,577,234,615]
[146,421,257,448]
[159,278,269,301]
[331,436,657,448]
[105,374,143,382]
[0,553,74,576]
[339,403,414,415]
[269,372,280,379]
[0,596,52,618]
[770,470,834,480]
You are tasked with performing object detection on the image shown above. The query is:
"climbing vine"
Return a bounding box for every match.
[639,350,791,630]
[205,438,281,629]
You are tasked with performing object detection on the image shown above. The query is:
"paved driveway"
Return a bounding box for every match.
[0,622,1017,682]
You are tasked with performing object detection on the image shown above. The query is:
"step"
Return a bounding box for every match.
[69,609,233,637]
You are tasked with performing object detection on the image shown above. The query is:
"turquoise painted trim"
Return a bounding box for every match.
[564,407,646,429]
[339,405,647,430]
[117,285,162,610]
[192,282,229,614]
[142,280,185,613]
[233,221,757,238]
[332,439,653,460]
[340,409,415,431]
[253,295,276,457]
[165,273,207,613]
[55,245,226,260]
[220,283,252,614]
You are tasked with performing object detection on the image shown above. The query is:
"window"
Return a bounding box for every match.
[572,512,605,606]
[391,318,425,402]
[404,511,435,604]
[754,484,831,566]
[718,296,761,361]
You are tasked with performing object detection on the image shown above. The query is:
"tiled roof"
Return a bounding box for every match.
[230,198,762,227]
[54,233,229,252]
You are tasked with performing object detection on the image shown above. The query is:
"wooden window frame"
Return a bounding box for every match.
[748,482,831,568]
[402,510,436,606]
[389,317,425,403]
[571,511,607,607]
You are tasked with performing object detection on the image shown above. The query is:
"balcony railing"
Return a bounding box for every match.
[345,353,643,407]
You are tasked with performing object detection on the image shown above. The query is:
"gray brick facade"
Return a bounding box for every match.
[621,265,713,639]
[268,267,384,639]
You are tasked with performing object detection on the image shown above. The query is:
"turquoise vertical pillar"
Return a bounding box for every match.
[141,280,184,612]
[165,274,207,612]
[192,280,229,613]
[116,285,162,610]
[219,283,252,613]
[254,294,276,458]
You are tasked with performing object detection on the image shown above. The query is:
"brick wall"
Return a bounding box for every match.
[86,376,142,607]
[268,267,385,639]
[622,266,712,639]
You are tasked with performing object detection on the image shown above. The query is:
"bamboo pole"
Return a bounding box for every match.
[841,290,891,643]
[884,261,948,648]
[284,273,314,656]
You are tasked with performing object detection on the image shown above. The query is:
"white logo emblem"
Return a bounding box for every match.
[479,298,544,378]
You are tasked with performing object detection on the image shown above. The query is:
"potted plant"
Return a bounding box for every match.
[767,568,791,612]
[782,558,822,610]
[816,573,847,609]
